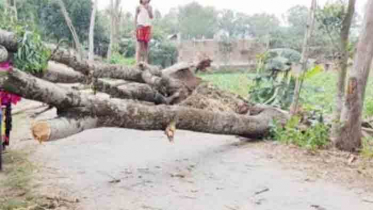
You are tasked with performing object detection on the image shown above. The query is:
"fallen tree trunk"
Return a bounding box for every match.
[32,116,98,142]
[50,48,145,81]
[1,69,288,140]
[0,29,17,52]
[95,79,167,104]
[42,61,86,83]
[0,45,9,62]
[0,30,157,82]
[0,30,211,103]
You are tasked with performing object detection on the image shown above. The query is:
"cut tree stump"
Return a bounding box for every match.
[32,116,98,142]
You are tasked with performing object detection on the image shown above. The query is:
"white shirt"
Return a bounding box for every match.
[137,5,151,27]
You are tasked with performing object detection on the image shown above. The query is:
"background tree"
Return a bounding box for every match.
[326,0,356,144]
[246,13,280,39]
[177,2,218,39]
[39,0,92,45]
[57,0,83,58]
[107,0,122,60]
[218,9,237,38]
[290,0,317,115]
[334,0,373,151]
[88,0,98,61]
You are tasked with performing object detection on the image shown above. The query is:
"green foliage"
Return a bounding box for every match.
[247,13,280,38]
[316,2,346,35]
[265,48,302,71]
[218,35,234,65]
[248,49,324,110]
[0,2,50,74]
[248,50,300,109]
[218,9,238,37]
[178,2,218,39]
[93,11,111,56]
[271,116,330,150]
[199,72,251,97]
[361,137,373,159]
[149,40,178,68]
[364,100,373,118]
[14,31,50,74]
[108,53,136,65]
[39,0,92,43]
[202,71,373,116]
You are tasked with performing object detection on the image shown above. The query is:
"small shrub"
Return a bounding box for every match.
[361,137,373,159]
[149,40,178,68]
[108,53,136,65]
[364,99,373,117]
[271,116,330,150]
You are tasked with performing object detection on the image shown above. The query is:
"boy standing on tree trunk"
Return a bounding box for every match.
[135,0,153,64]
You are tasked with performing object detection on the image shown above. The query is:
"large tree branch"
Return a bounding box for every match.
[1,69,287,140]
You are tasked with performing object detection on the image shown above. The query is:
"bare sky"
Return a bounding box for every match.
[97,0,367,19]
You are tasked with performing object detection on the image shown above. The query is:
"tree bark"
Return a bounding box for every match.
[42,61,86,83]
[336,0,373,152]
[290,0,317,114]
[95,79,167,104]
[0,68,288,139]
[88,0,98,61]
[32,116,99,142]
[331,0,356,142]
[50,48,145,80]
[0,30,206,96]
[57,0,84,59]
[0,45,8,62]
[0,29,18,52]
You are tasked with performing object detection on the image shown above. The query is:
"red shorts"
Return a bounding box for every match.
[136,26,152,43]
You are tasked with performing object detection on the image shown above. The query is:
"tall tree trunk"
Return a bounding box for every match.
[107,0,122,60]
[336,0,373,151]
[88,0,98,61]
[57,0,84,59]
[331,0,356,142]
[290,0,317,115]
[13,0,17,21]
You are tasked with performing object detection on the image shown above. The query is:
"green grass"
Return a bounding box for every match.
[199,72,252,97]
[200,71,373,116]
[0,150,36,210]
[361,137,373,159]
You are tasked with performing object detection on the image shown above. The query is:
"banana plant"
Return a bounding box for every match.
[249,49,324,110]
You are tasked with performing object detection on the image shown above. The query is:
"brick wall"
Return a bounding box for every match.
[177,39,265,69]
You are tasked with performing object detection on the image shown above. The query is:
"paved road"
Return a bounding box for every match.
[30,127,373,210]
[10,99,372,210]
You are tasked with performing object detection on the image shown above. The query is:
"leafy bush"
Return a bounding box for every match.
[265,48,301,71]
[120,39,178,68]
[364,99,373,117]
[108,52,136,65]
[149,40,178,68]
[14,31,50,74]
[0,4,50,74]
[361,137,373,159]
[271,116,330,150]
[248,50,323,110]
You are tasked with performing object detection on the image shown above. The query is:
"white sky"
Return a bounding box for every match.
[97,0,367,18]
